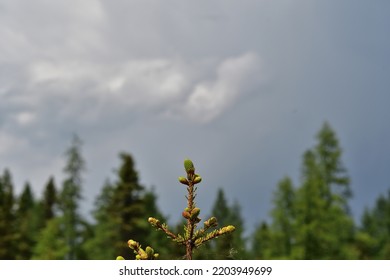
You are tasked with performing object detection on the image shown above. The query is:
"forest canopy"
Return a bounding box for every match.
[1,122,389,260]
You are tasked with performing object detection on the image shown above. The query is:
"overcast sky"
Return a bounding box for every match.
[1,0,390,236]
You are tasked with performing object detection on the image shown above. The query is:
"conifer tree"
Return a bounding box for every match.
[293,150,328,259]
[14,183,36,259]
[209,189,231,259]
[42,176,58,222]
[119,159,235,260]
[270,176,295,258]
[32,217,68,260]
[292,123,355,259]
[110,153,150,259]
[314,121,351,210]
[0,169,16,259]
[195,188,245,259]
[227,201,247,259]
[251,222,273,259]
[31,177,60,259]
[83,180,118,259]
[59,134,86,259]
[359,191,390,259]
[142,188,173,259]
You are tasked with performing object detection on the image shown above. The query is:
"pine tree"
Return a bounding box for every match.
[292,123,355,259]
[14,183,36,259]
[59,134,86,259]
[86,153,155,259]
[32,217,68,260]
[83,180,118,259]
[293,150,327,259]
[251,222,273,259]
[227,201,247,259]
[42,176,58,222]
[207,188,246,259]
[270,176,295,258]
[359,190,390,259]
[0,169,16,259]
[314,121,351,210]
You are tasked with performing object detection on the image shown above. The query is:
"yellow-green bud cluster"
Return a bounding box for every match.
[219,225,236,235]
[128,239,159,260]
[148,217,161,227]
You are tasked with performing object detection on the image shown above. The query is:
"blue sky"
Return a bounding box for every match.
[1,0,390,235]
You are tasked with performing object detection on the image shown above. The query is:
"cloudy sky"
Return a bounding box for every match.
[1,0,390,235]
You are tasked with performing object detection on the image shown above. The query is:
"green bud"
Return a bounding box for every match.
[178,176,189,185]
[116,256,125,260]
[184,158,195,174]
[204,217,218,228]
[182,211,191,219]
[148,217,161,227]
[146,246,154,257]
[190,207,201,218]
[128,239,139,250]
[193,175,202,184]
[138,248,148,260]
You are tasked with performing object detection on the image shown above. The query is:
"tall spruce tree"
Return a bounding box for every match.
[59,135,86,259]
[314,121,352,211]
[270,176,295,258]
[292,123,355,259]
[293,150,328,259]
[111,153,150,259]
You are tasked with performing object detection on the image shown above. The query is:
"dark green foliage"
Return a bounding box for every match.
[58,134,87,260]
[86,153,158,260]
[32,217,68,260]
[110,153,151,259]
[83,180,118,260]
[358,191,390,259]
[42,176,58,222]
[292,124,356,259]
[252,122,355,260]
[14,183,36,259]
[270,177,295,258]
[252,222,273,259]
[0,169,16,259]
[207,189,246,259]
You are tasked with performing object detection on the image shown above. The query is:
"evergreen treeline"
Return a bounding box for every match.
[0,122,389,259]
